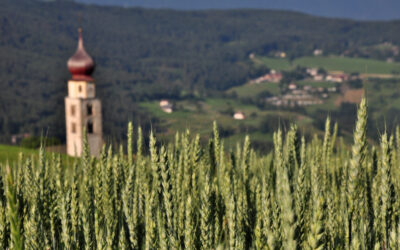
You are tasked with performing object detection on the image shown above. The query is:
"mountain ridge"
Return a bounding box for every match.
[74,0,400,20]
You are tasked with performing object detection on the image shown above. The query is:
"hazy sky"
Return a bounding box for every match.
[76,0,400,20]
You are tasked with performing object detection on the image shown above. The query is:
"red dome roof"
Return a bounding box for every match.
[67,28,95,81]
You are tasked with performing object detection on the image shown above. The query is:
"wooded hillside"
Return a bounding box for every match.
[1,0,400,143]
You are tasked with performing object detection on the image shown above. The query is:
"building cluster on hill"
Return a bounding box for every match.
[313,49,323,56]
[266,81,338,107]
[266,92,323,107]
[11,133,31,145]
[274,51,287,58]
[250,70,282,84]
[160,100,173,113]
[266,84,335,107]
[233,111,245,120]
[248,66,350,107]
[250,67,356,86]
[306,68,352,83]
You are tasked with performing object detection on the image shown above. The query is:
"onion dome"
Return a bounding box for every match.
[67,28,95,81]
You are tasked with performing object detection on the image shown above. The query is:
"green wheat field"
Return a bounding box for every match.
[1,98,400,249]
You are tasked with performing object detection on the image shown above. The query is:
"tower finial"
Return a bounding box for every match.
[78,27,83,49]
[78,12,83,32]
[78,12,83,47]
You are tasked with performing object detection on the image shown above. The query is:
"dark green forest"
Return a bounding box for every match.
[1,0,400,143]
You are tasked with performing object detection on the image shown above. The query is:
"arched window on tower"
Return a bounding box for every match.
[87,120,94,134]
[70,105,76,116]
[71,122,76,133]
[87,103,93,116]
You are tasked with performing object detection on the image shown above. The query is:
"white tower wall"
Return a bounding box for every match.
[65,80,103,157]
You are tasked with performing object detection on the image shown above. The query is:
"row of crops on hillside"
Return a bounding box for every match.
[1,99,400,249]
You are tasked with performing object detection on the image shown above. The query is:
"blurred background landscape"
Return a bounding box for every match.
[1,0,400,154]
[77,0,400,20]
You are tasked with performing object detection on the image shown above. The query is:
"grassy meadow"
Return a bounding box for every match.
[0,145,37,164]
[0,144,75,166]
[139,98,318,152]
[253,57,292,71]
[255,55,400,74]
[226,83,281,97]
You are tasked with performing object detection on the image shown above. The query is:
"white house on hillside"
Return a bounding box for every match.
[160,100,173,113]
[233,111,245,120]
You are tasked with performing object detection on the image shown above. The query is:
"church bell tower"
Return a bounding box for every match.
[65,28,103,157]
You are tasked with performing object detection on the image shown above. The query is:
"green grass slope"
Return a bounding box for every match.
[0,144,74,165]
[294,56,400,74]
[139,98,319,152]
[0,145,38,164]
[226,83,280,97]
[256,56,400,74]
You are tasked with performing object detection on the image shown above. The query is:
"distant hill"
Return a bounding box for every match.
[75,0,400,20]
[1,0,400,143]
